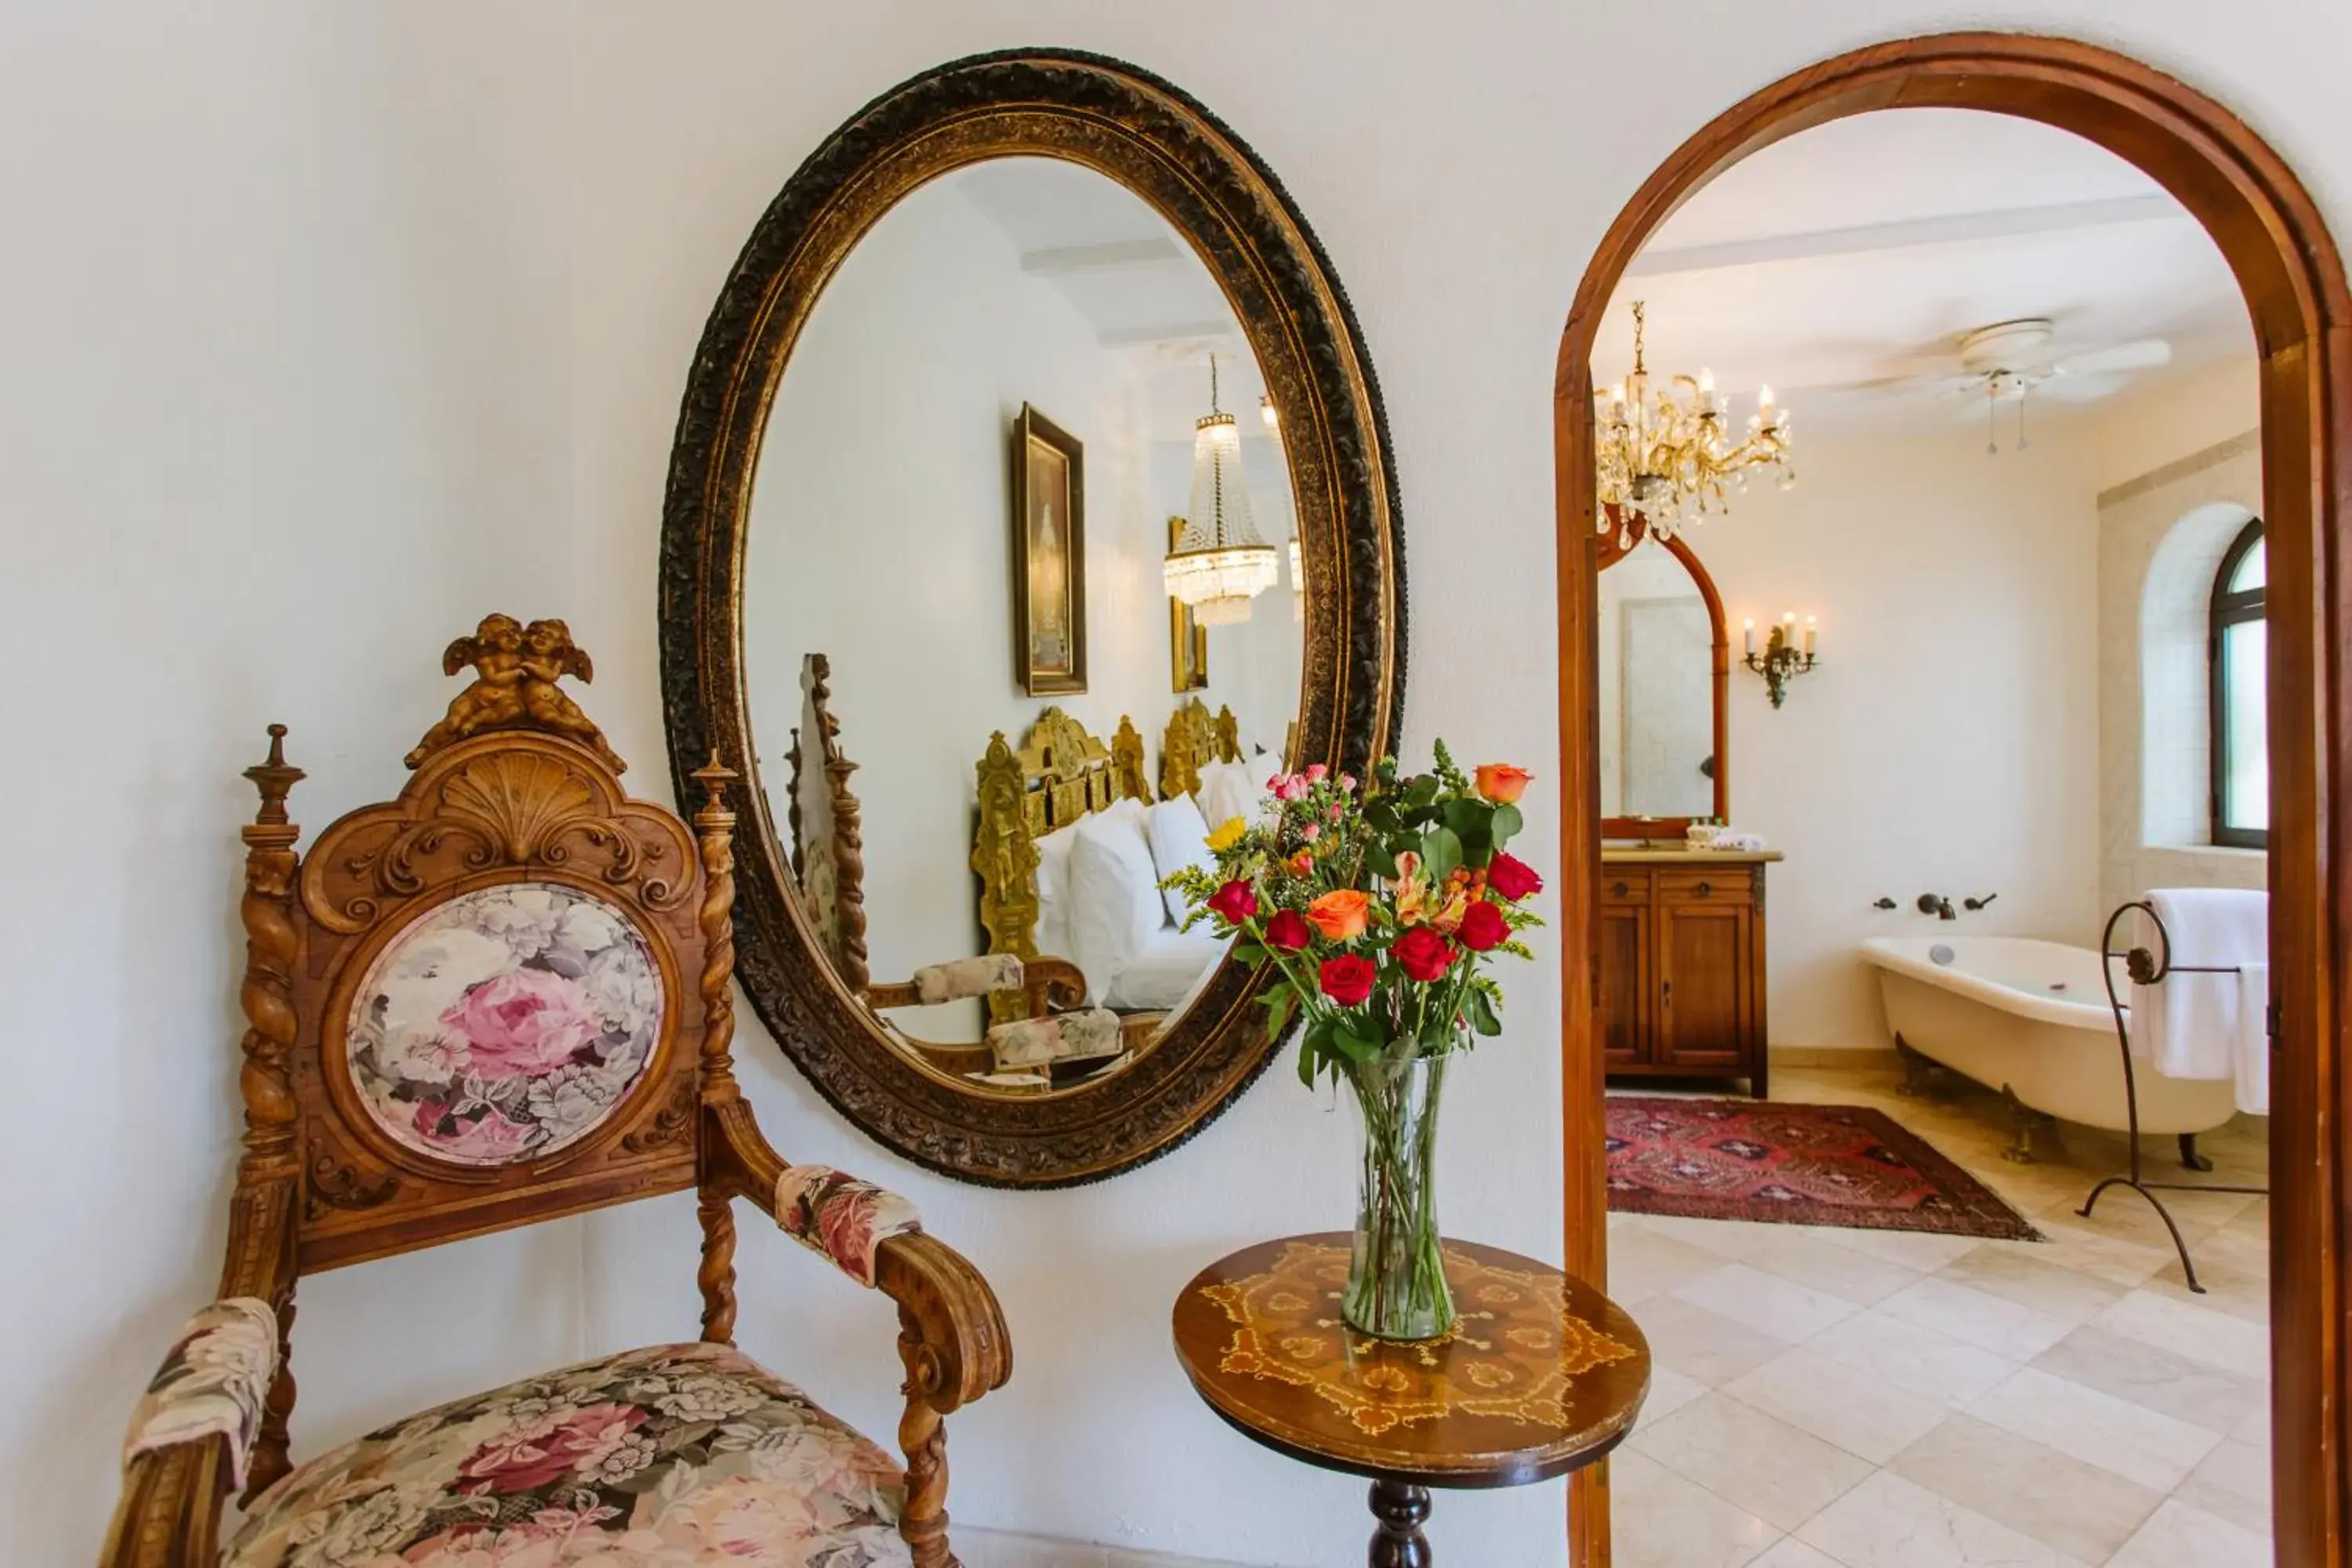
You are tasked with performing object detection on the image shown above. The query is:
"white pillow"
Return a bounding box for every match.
[1145,793,1215,924]
[1066,800,1160,1004]
[1032,822,1080,967]
[1197,758,1261,834]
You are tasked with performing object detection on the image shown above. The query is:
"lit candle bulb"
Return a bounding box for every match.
[1743,617,1755,658]
[1261,395,1279,430]
[1804,615,1817,657]
[1759,384,1777,426]
[1782,611,1796,649]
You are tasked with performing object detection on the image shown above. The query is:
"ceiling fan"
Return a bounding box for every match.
[1824,318,2173,450]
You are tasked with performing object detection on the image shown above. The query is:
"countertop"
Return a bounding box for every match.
[1601,845,1784,865]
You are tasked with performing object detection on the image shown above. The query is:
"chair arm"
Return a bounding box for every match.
[100,1295,281,1568]
[100,1441,230,1568]
[704,1101,1011,1413]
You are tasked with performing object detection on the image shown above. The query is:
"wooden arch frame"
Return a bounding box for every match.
[1596,505,1730,838]
[1553,34,2350,1565]
[659,49,1405,1187]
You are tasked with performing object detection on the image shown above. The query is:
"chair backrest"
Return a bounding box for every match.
[235,617,735,1276]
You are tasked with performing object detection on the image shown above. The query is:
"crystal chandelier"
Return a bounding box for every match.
[1164,356,1279,625]
[1594,301,1792,544]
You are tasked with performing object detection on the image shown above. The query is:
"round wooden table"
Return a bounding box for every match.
[1171,1232,1650,1566]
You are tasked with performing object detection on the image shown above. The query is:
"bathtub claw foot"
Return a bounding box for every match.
[1893,1035,1941,1098]
[1999,1086,2054,1164]
[2178,1133,2215,1173]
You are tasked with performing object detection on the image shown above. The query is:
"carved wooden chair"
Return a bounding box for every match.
[100,619,1008,1568]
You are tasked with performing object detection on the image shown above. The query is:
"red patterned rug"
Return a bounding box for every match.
[1606,1097,2040,1240]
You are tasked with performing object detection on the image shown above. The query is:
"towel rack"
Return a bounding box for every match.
[2089,899,2267,1294]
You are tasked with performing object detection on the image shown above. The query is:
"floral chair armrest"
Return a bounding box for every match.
[773,1163,924,1287]
[704,1102,1011,1414]
[121,1298,278,1490]
[100,1298,281,1568]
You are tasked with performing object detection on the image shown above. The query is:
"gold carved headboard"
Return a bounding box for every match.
[1158,699,1244,800]
[971,708,1149,1013]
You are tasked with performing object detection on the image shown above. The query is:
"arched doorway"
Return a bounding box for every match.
[1552,34,2348,1566]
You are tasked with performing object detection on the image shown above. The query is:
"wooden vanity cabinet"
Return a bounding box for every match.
[1599,857,1770,1098]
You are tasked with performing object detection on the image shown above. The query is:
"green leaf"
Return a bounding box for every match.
[1423,825,1464,884]
[1363,797,1403,834]
[1262,987,1297,1041]
[1490,802,1523,846]
[1333,1022,1380,1062]
[1468,986,1502,1037]
[1406,773,1441,808]
[1232,939,1268,964]
[1363,841,1401,880]
[1298,1038,1319,1087]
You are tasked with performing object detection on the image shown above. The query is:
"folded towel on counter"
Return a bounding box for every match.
[1706,830,1769,852]
[2133,887,2268,1115]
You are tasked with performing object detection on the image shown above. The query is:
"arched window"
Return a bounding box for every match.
[2210,518,2267,847]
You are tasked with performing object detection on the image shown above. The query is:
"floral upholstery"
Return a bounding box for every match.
[122,1297,278,1490]
[346,882,666,1167]
[907,953,1024,1006]
[225,1342,909,1568]
[772,1166,922,1288]
[983,1007,1123,1072]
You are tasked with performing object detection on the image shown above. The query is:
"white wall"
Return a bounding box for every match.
[14,2,2352,1564]
[0,5,590,1563]
[2090,361,2268,915]
[1646,426,2105,1051]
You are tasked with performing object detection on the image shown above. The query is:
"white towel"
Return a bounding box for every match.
[2133,888,2268,1115]
[1706,829,1768,852]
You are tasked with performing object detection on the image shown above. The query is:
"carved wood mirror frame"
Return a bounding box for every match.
[1596,503,1728,838]
[657,49,1405,1187]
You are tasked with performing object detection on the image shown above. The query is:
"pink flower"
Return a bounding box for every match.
[458,1403,648,1494]
[1301,822,1321,843]
[1339,773,1358,792]
[1327,802,1345,822]
[441,968,599,1080]
[1305,763,1328,782]
[1269,773,1310,801]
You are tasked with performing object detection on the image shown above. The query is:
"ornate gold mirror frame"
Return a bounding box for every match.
[657,49,1405,1186]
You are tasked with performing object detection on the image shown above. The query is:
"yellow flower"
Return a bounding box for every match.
[1206,815,1249,852]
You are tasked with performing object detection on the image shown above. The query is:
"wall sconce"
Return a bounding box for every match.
[1742,611,1819,708]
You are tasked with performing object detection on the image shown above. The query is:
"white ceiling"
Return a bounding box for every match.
[1597,109,2255,433]
[947,158,1271,446]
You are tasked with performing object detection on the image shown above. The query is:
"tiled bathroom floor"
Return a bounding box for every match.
[1610,1063,2270,1568]
[954,1064,2269,1568]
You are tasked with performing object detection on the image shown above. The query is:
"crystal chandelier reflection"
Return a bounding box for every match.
[1164,356,1279,626]
[1594,301,1793,544]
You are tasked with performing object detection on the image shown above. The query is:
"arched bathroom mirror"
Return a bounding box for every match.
[1598,506,1729,837]
[658,51,1404,1186]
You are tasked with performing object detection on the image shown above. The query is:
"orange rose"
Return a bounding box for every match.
[1475,764,1534,804]
[1305,889,1371,942]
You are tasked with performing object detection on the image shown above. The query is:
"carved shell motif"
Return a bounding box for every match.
[314,750,690,933]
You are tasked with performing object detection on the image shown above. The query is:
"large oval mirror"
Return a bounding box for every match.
[1599,513,1728,835]
[659,53,1403,1185]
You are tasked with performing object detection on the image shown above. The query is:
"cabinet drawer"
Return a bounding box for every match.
[1602,868,1653,905]
[1658,868,1752,905]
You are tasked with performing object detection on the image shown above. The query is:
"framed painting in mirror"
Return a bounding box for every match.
[1169,517,1209,691]
[1012,403,1085,696]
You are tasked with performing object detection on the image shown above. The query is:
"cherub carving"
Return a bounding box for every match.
[519,619,626,772]
[405,614,626,773]
[405,615,525,768]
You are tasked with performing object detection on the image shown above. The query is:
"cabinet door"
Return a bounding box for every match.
[1598,904,1652,1067]
[1657,898,1751,1069]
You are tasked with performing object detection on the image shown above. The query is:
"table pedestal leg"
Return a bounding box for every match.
[1367,1479,1432,1566]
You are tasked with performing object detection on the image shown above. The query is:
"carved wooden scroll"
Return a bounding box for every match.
[1111,717,1152,805]
[785,654,869,993]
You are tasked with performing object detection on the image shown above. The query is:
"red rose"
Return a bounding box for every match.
[1319,953,1377,1007]
[1457,898,1512,952]
[1264,909,1313,952]
[1207,879,1259,926]
[1391,924,1456,983]
[1487,851,1543,902]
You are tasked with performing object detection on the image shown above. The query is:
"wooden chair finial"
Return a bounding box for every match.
[244,724,304,827]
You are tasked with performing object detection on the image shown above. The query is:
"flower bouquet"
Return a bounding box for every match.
[1167,743,1543,1339]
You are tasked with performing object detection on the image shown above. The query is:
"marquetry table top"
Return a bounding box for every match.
[1171,1232,1651,1489]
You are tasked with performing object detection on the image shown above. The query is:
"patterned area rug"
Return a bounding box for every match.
[1606,1096,2040,1240]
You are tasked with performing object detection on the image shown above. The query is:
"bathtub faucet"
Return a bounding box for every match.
[1965,893,2000,912]
[1917,893,1957,920]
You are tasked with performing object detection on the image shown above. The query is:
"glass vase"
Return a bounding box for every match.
[1342,1048,1454,1340]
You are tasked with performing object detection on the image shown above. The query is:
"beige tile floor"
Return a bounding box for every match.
[1610,1063,2272,1568]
